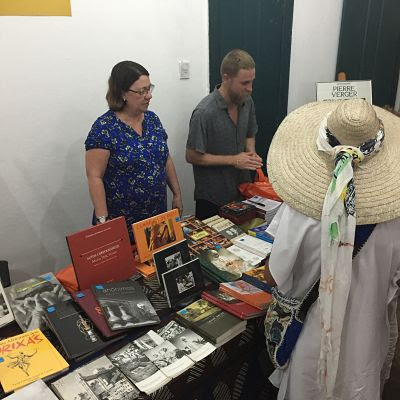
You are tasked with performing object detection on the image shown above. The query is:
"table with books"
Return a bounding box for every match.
[0,204,280,400]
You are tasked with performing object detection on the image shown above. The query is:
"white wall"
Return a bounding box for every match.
[287,0,343,112]
[0,0,209,282]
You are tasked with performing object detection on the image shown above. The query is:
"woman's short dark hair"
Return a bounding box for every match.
[106,61,149,111]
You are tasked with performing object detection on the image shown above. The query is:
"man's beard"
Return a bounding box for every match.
[227,87,248,105]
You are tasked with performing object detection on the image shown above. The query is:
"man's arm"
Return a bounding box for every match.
[186,148,262,170]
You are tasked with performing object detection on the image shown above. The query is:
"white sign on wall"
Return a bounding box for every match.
[316,80,372,104]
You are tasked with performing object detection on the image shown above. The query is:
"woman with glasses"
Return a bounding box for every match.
[85,61,183,242]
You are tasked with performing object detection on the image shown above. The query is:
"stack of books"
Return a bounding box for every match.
[241,265,273,293]
[175,298,247,347]
[231,234,273,258]
[202,215,245,240]
[218,201,257,225]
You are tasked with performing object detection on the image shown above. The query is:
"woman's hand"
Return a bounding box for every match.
[172,194,183,216]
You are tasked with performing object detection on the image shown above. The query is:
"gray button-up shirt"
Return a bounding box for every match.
[186,86,258,206]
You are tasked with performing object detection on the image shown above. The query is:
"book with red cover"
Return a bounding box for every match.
[132,209,184,263]
[201,290,265,320]
[66,217,137,290]
[219,280,272,310]
[71,289,127,339]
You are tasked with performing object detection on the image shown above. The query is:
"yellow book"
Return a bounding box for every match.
[0,329,69,393]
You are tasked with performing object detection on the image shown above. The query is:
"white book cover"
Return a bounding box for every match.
[0,280,14,328]
[226,245,264,267]
[109,342,170,395]
[157,321,216,362]
[52,355,139,400]
[232,234,272,258]
[8,380,57,400]
[202,215,221,224]
[212,219,234,232]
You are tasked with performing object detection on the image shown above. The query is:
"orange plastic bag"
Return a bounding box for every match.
[238,168,282,202]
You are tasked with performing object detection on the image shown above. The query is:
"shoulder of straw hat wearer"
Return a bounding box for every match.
[267,99,400,224]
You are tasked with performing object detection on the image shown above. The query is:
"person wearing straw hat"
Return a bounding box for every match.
[265,99,400,400]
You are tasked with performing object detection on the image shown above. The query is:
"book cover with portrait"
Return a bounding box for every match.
[161,259,204,309]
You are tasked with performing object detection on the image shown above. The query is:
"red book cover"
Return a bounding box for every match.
[201,290,265,320]
[66,217,137,290]
[71,289,127,339]
[219,280,272,310]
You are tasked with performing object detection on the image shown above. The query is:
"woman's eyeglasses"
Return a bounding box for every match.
[128,84,155,96]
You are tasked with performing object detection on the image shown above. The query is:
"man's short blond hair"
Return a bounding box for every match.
[220,49,255,78]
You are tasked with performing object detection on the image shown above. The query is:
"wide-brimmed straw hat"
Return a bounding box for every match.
[267,99,400,224]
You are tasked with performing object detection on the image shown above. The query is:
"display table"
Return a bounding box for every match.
[0,277,278,400]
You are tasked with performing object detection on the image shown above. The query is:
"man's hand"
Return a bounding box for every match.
[234,151,263,170]
[172,194,183,216]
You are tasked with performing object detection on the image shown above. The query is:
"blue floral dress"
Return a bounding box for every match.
[85,110,169,240]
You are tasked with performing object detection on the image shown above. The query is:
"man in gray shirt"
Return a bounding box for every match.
[186,49,262,219]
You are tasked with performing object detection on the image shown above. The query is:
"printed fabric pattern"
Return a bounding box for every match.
[85,110,170,238]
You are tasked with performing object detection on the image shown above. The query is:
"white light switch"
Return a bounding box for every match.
[179,60,190,79]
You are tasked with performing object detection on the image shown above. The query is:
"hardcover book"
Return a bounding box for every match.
[5,272,71,332]
[175,298,247,346]
[43,299,110,360]
[51,355,140,400]
[201,290,265,320]
[109,341,170,394]
[0,280,13,328]
[66,216,137,290]
[219,280,272,310]
[161,259,204,309]
[93,280,160,330]
[0,329,69,393]
[248,223,274,243]
[241,265,273,293]
[198,247,253,283]
[132,209,184,263]
[71,289,127,339]
[6,379,58,399]
[152,239,191,284]
[232,234,273,258]
[157,320,216,362]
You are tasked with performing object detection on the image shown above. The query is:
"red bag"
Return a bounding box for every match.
[238,168,282,202]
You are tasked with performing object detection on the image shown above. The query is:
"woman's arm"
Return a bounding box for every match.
[165,155,183,214]
[85,149,110,220]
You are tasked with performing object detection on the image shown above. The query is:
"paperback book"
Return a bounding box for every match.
[175,298,247,346]
[162,259,204,309]
[43,299,111,360]
[248,222,274,243]
[66,216,137,290]
[241,265,273,293]
[157,320,216,362]
[93,280,160,331]
[51,355,139,400]
[226,244,264,267]
[6,379,58,399]
[219,280,272,310]
[0,329,69,393]
[5,272,71,332]
[152,239,191,285]
[71,289,127,339]
[198,247,253,283]
[201,290,266,320]
[232,234,273,258]
[0,279,13,328]
[132,209,184,263]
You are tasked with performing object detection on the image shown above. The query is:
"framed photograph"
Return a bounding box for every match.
[132,209,184,262]
[162,259,204,309]
[152,239,191,284]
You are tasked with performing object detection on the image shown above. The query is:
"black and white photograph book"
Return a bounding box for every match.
[161,258,204,309]
[108,342,170,395]
[157,320,216,362]
[7,379,58,400]
[93,280,160,330]
[152,239,191,284]
[51,355,139,400]
[0,280,13,328]
[5,272,70,332]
